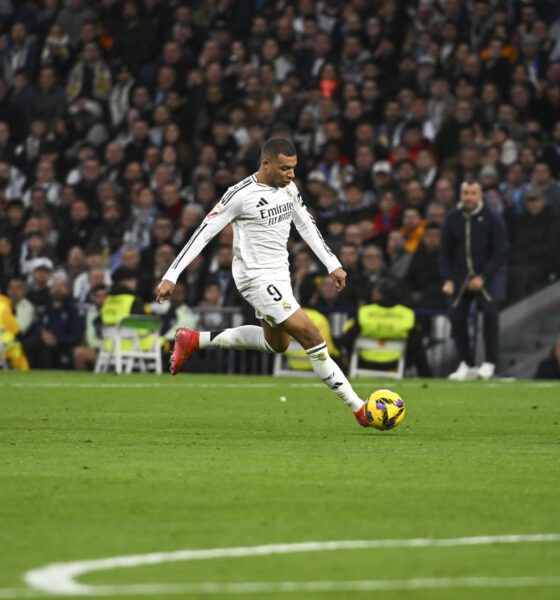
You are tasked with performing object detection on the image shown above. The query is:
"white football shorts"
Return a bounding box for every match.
[239,277,300,327]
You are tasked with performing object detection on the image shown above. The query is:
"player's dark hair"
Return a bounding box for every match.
[261,137,296,161]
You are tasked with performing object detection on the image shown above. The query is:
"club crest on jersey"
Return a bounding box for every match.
[282,301,292,312]
[286,187,293,197]
[207,203,223,218]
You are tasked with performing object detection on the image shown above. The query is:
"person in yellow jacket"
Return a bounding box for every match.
[100,267,153,354]
[285,281,340,371]
[0,294,29,370]
[338,278,432,377]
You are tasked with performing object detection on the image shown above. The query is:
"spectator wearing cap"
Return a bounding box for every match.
[479,165,499,191]
[415,54,437,95]
[26,256,53,316]
[508,186,560,302]
[371,160,394,197]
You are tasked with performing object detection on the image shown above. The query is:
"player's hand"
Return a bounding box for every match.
[156,279,175,304]
[442,280,454,295]
[330,268,347,292]
[467,275,484,292]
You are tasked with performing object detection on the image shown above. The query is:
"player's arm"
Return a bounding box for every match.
[291,192,344,287]
[156,195,242,303]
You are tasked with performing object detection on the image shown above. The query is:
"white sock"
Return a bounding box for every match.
[199,326,275,353]
[305,342,364,412]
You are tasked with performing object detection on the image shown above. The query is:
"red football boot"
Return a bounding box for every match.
[354,403,372,428]
[169,328,200,375]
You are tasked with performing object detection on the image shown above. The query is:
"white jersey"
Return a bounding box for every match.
[163,174,341,289]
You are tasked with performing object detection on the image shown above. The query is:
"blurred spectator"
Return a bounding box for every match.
[73,283,108,371]
[509,187,560,302]
[6,277,35,338]
[534,336,560,380]
[36,274,84,369]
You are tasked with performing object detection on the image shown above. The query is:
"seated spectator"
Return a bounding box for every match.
[337,278,431,377]
[197,282,227,330]
[406,223,446,309]
[534,336,560,380]
[509,187,560,302]
[101,267,146,325]
[73,283,108,371]
[36,274,85,369]
[6,277,36,339]
[26,257,53,316]
[531,161,560,213]
[386,230,412,280]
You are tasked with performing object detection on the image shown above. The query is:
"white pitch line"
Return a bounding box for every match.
[4,575,560,598]
[24,534,560,596]
[3,381,558,389]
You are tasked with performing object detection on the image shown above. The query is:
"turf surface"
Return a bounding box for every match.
[1,371,559,599]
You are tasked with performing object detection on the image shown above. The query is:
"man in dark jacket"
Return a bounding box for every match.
[440,180,508,380]
[38,274,85,369]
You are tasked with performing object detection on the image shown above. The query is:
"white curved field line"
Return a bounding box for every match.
[14,534,560,597]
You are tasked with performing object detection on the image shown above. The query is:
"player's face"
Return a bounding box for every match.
[264,153,297,187]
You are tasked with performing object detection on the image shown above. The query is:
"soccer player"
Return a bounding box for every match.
[156,138,369,427]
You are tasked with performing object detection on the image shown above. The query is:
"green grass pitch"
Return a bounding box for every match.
[1,370,560,599]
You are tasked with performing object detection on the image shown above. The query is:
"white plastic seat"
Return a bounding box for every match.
[95,315,162,374]
[348,336,407,379]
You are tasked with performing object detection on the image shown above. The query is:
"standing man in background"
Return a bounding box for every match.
[440,180,508,381]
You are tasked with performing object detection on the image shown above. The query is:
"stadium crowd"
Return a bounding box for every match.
[0,0,560,372]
